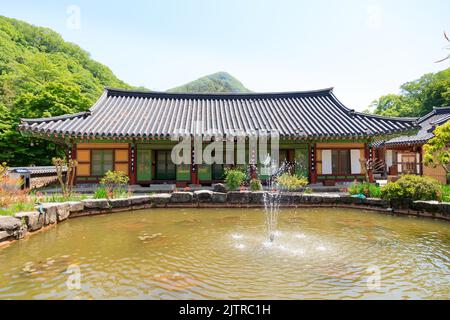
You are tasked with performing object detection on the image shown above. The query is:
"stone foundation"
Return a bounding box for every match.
[1,193,449,247]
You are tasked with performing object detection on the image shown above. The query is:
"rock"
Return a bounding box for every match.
[66,201,84,213]
[320,194,341,204]
[213,183,227,193]
[15,212,44,232]
[212,192,227,203]
[412,201,440,213]
[288,193,304,205]
[14,226,27,240]
[150,194,171,205]
[300,194,323,204]
[38,204,58,225]
[0,231,11,242]
[299,194,312,204]
[438,202,450,217]
[170,192,194,203]
[339,195,367,205]
[194,191,213,203]
[366,198,389,208]
[339,195,355,205]
[54,203,70,222]
[37,203,73,225]
[0,216,22,231]
[353,197,368,205]
[390,198,413,210]
[109,198,132,208]
[130,196,152,206]
[82,199,110,210]
[250,192,266,204]
[227,191,251,204]
[280,193,295,205]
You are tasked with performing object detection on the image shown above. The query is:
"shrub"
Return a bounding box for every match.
[276,173,308,191]
[93,187,108,199]
[100,170,129,186]
[442,185,450,202]
[224,168,246,191]
[381,175,442,201]
[0,165,31,215]
[250,179,263,191]
[100,171,130,197]
[0,162,8,177]
[348,182,381,198]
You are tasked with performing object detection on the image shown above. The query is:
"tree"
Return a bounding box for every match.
[436,31,450,63]
[369,69,450,117]
[423,121,450,175]
[0,15,133,166]
[52,157,78,197]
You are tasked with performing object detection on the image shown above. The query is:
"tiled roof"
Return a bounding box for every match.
[382,107,450,147]
[19,88,418,140]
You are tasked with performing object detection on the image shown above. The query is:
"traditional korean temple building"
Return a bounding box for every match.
[19,88,418,186]
[375,106,450,184]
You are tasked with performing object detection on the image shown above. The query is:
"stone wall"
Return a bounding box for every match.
[1,192,449,246]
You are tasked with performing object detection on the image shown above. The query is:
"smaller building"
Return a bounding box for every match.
[376,107,450,184]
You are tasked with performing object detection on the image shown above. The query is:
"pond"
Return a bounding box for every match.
[0,208,449,300]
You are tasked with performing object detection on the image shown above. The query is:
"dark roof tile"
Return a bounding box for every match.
[19,88,418,139]
[382,107,450,146]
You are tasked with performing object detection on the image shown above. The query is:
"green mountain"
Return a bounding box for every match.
[0,16,132,166]
[0,16,251,166]
[370,68,450,117]
[168,72,251,93]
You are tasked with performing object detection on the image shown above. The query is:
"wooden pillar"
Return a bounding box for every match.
[365,143,374,183]
[129,143,137,185]
[191,146,198,185]
[71,143,77,184]
[418,146,423,176]
[310,143,317,184]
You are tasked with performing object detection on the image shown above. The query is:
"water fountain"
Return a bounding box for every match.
[261,155,292,242]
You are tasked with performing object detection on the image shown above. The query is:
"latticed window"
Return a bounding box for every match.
[91,150,113,176]
[332,150,350,174]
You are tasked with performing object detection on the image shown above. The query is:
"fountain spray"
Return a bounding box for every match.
[262,155,292,242]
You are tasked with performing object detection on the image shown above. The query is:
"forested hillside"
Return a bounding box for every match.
[370,68,450,117]
[169,72,251,94]
[0,16,132,166]
[0,16,252,166]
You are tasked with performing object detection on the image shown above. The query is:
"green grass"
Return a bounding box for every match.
[38,193,89,203]
[0,202,36,216]
[0,193,90,216]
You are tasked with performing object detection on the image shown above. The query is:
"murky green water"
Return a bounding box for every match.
[0,208,449,300]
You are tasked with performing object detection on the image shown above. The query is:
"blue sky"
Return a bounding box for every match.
[1,0,449,110]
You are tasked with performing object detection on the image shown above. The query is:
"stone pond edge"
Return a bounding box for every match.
[1,191,449,246]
